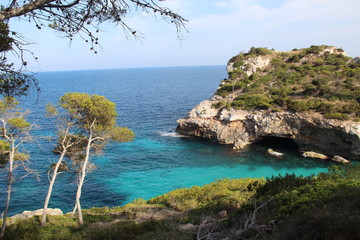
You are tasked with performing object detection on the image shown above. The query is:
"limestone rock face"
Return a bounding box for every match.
[176,101,360,160]
[227,55,271,76]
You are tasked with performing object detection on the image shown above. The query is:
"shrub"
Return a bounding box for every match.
[324,112,350,120]
[149,178,265,211]
[233,58,244,68]
[212,100,227,109]
[246,47,273,56]
[228,69,246,80]
[232,94,272,110]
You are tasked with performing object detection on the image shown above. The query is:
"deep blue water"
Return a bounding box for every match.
[0,66,332,216]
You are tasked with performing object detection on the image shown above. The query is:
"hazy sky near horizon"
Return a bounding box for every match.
[8,0,360,71]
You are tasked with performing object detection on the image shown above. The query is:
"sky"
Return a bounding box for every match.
[7,0,360,72]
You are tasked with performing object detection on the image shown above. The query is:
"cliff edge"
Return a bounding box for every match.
[177,46,360,160]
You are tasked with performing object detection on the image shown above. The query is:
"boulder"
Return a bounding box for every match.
[331,155,351,164]
[11,208,63,219]
[302,151,328,160]
[179,223,196,233]
[268,148,284,157]
[217,210,228,218]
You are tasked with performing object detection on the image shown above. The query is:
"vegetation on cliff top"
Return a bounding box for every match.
[215,45,360,121]
[2,164,360,239]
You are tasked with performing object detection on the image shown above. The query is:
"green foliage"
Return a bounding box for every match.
[0,96,19,112]
[287,99,319,112]
[3,165,360,239]
[219,46,360,120]
[59,93,117,132]
[303,45,330,55]
[267,189,360,240]
[270,87,291,106]
[232,94,272,110]
[253,164,360,220]
[87,220,191,240]
[109,126,135,142]
[7,117,30,129]
[149,178,265,211]
[324,112,350,120]
[211,100,227,109]
[255,174,313,198]
[0,139,10,164]
[0,97,31,163]
[54,92,135,145]
[233,57,244,68]
[0,22,13,52]
[13,152,30,161]
[228,69,246,80]
[45,103,58,117]
[246,47,273,56]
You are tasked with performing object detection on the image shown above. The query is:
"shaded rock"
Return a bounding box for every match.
[233,139,249,150]
[331,155,350,164]
[217,210,228,218]
[303,151,328,159]
[268,148,284,157]
[352,57,360,63]
[177,110,360,160]
[227,55,271,76]
[11,208,63,219]
[179,223,196,233]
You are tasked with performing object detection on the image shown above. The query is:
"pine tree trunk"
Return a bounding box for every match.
[0,144,15,237]
[41,149,66,226]
[74,134,92,226]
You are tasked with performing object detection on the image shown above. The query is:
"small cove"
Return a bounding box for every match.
[0,66,333,216]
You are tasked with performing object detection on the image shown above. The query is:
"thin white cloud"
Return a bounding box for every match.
[191,0,360,31]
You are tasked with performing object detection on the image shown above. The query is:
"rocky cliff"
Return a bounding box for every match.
[176,46,360,160]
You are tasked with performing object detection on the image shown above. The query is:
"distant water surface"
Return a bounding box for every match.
[0,66,332,215]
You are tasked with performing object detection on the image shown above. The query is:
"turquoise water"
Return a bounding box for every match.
[0,66,332,215]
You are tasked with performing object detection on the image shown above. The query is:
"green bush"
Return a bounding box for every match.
[233,58,244,68]
[246,47,273,56]
[232,94,272,110]
[324,112,350,120]
[149,178,265,211]
[216,45,359,119]
[287,100,316,112]
[212,100,227,109]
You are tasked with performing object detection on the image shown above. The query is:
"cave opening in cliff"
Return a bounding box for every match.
[254,136,299,151]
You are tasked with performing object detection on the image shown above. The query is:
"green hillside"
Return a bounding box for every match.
[214,45,360,121]
[2,164,360,239]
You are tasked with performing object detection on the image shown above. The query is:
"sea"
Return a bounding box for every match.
[0,66,332,216]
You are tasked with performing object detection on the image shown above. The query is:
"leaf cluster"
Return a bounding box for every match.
[59,92,118,133]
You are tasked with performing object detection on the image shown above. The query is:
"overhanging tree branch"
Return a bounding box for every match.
[0,0,55,21]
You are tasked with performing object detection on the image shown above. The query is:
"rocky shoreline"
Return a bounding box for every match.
[176,46,360,161]
[176,99,360,160]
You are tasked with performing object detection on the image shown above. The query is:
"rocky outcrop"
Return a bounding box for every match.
[11,208,63,219]
[176,46,360,160]
[176,98,360,160]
